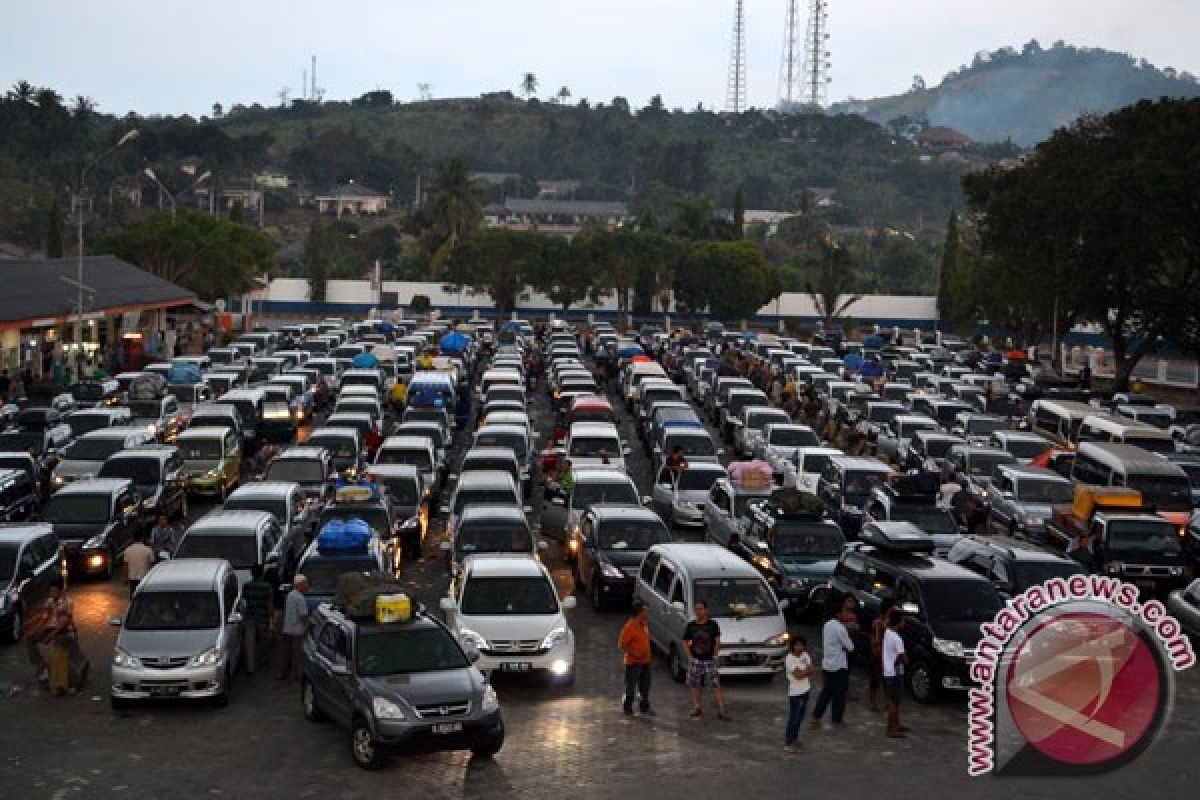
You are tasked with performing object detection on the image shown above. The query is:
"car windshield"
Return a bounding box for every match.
[224,497,285,521]
[64,438,126,461]
[1176,463,1200,488]
[573,482,639,508]
[1107,521,1183,555]
[669,436,716,457]
[357,627,468,676]
[403,410,445,426]
[127,401,161,420]
[921,581,1003,625]
[302,559,380,594]
[596,521,668,550]
[843,470,888,500]
[869,406,902,424]
[99,458,160,486]
[1005,438,1051,460]
[799,454,833,474]
[43,494,111,525]
[457,523,532,554]
[925,439,957,459]
[678,469,722,492]
[306,436,357,459]
[0,432,45,453]
[319,508,391,537]
[769,428,818,446]
[67,416,112,437]
[1133,412,1172,430]
[126,591,221,631]
[475,432,525,456]
[454,489,518,514]
[180,440,223,460]
[748,413,789,432]
[891,505,959,536]
[376,449,431,469]
[371,477,419,505]
[1124,435,1176,456]
[571,410,612,424]
[1011,560,1082,592]
[569,436,619,458]
[264,459,325,484]
[1126,475,1192,512]
[770,523,844,557]
[175,534,258,569]
[966,418,1002,435]
[1016,480,1074,504]
[460,576,558,615]
[693,578,778,618]
[968,453,1013,478]
[0,543,16,582]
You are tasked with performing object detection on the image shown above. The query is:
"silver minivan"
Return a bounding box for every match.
[634,543,789,681]
[109,558,244,709]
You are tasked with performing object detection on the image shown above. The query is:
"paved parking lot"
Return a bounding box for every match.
[1,354,1198,800]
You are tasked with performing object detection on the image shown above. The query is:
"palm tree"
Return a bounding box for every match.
[8,80,34,103]
[556,86,571,105]
[520,72,539,100]
[423,158,482,278]
[804,240,863,330]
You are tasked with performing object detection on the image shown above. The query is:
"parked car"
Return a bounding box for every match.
[175,509,287,587]
[0,524,62,643]
[43,478,142,578]
[51,429,153,490]
[571,507,671,611]
[176,427,242,500]
[223,482,313,581]
[97,446,188,520]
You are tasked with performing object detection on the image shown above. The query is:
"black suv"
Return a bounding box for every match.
[301,603,503,769]
[97,446,188,520]
[571,506,671,611]
[41,478,143,578]
[0,524,62,643]
[946,535,1083,600]
[829,521,1003,703]
[740,488,845,617]
[865,473,962,556]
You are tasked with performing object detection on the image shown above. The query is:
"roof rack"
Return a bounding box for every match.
[860,522,935,553]
[760,487,826,518]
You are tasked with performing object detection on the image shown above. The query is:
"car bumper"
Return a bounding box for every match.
[715,647,788,676]
[186,476,225,494]
[375,711,503,750]
[476,645,574,676]
[933,655,975,692]
[111,662,228,700]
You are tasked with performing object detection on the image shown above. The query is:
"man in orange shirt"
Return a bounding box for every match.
[618,601,654,717]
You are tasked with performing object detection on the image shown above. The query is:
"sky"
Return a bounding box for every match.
[3,0,1198,116]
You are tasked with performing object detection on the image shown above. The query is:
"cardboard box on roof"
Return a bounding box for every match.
[1072,484,1142,520]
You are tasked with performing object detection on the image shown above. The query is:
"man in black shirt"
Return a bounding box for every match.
[684,599,730,720]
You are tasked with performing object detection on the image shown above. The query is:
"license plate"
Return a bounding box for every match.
[499,662,532,673]
[148,686,180,698]
[727,653,757,665]
[1136,580,1156,589]
[432,722,463,735]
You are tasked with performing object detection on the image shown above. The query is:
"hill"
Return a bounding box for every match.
[833,41,1200,146]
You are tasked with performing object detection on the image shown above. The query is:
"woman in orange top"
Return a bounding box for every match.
[618,602,654,716]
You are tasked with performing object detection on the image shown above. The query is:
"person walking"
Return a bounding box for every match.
[149,514,179,559]
[124,532,155,596]
[868,598,896,712]
[664,445,689,479]
[242,566,275,676]
[882,609,908,738]
[277,575,310,681]
[684,600,729,720]
[617,601,654,716]
[810,603,855,727]
[784,635,814,751]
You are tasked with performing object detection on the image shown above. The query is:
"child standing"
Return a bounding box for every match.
[784,635,814,751]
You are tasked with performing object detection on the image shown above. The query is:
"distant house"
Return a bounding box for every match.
[470,171,522,188]
[254,167,289,190]
[917,126,974,151]
[314,183,389,216]
[194,184,264,214]
[742,210,801,236]
[484,197,631,236]
[536,179,581,199]
[804,187,837,208]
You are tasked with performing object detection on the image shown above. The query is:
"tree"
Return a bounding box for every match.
[529,235,599,312]
[44,197,63,259]
[443,228,543,313]
[304,220,329,304]
[520,73,539,100]
[413,158,482,278]
[804,239,862,329]
[938,212,960,325]
[732,188,746,239]
[556,86,571,105]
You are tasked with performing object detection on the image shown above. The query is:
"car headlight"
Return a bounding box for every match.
[205,469,220,479]
[932,638,965,658]
[142,497,157,510]
[600,562,624,579]
[540,626,568,650]
[112,647,139,669]
[480,684,500,713]
[1168,566,1184,576]
[83,533,107,550]
[765,632,791,647]
[189,647,223,667]
[372,696,406,721]
[459,628,489,650]
[52,474,65,486]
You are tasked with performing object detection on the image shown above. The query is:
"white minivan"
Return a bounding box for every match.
[441,554,576,685]
[564,421,628,472]
[634,543,789,681]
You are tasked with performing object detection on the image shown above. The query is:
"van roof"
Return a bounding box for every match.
[0,523,54,544]
[380,436,435,450]
[463,553,547,578]
[176,426,231,441]
[140,558,228,591]
[647,542,761,577]
[186,509,274,533]
[569,422,619,436]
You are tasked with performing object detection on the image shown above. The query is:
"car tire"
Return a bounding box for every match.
[351,718,384,770]
[907,660,939,704]
[4,606,22,644]
[590,574,606,613]
[470,721,505,759]
[302,679,325,723]
[668,645,687,684]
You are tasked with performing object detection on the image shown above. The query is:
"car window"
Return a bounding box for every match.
[222,573,238,614]
[669,579,685,605]
[640,552,660,584]
[653,563,675,596]
[318,623,349,663]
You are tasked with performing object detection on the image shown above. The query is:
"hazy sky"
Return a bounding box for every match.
[4,0,1197,116]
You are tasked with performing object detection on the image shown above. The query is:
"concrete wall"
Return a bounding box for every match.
[259,278,941,327]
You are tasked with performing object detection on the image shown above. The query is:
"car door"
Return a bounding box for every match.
[667,575,688,653]
[652,466,675,517]
[315,622,354,726]
[221,571,243,673]
[638,553,663,644]
[223,431,241,489]
[111,491,139,555]
[650,560,677,647]
[32,533,59,600]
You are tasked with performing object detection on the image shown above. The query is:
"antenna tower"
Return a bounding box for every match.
[724,0,747,113]
[801,0,831,110]
[778,0,803,110]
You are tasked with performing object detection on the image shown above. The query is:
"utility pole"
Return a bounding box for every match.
[778,0,803,111]
[802,0,831,110]
[725,0,747,113]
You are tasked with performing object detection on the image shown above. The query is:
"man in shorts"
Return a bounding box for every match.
[684,600,730,720]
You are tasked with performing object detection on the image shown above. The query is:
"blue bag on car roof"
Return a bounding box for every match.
[167,361,203,385]
[317,518,372,552]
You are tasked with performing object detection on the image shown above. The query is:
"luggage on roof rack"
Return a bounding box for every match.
[317,518,372,552]
[128,373,167,401]
[860,521,934,553]
[335,572,405,619]
[764,487,826,517]
[728,461,773,489]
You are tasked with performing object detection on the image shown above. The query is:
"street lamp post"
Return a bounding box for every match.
[76,128,139,370]
[143,168,211,223]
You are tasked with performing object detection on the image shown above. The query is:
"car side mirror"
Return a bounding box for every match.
[671,601,686,615]
[899,602,920,616]
[465,644,481,663]
[439,597,456,612]
[537,540,549,551]
[228,611,244,625]
[561,596,577,610]
[439,541,452,553]
[330,663,350,677]
[108,616,123,627]
[640,496,653,507]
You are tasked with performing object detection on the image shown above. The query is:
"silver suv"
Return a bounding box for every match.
[985,464,1075,538]
[301,604,504,769]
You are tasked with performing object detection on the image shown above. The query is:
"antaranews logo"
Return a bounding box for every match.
[967,575,1195,776]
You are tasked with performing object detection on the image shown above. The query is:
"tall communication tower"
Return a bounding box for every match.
[801,0,831,110]
[724,0,747,113]
[778,0,803,111]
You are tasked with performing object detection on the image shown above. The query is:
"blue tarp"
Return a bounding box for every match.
[440,332,469,352]
[863,335,884,350]
[859,361,885,379]
[352,352,379,368]
[617,345,643,358]
[843,354,864,371]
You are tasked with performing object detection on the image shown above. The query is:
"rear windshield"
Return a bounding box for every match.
[126,591,221,630]
[375,448,431,470]
[768,427,818,447]
[64,438,127,462]
[678,469,723,492]
[453,489,518,514]
[99,458,160,486]
[67,416,113,437]
[180,440,224,460]
[770,523,844,557]
[306,436,357,459]
[264,459,325,484]
[573,482,639,508]
[569,436,620,458]
[456,523,532,554]
[596,521,668,551]
[43,494,110,525]
[668,436,716,457]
